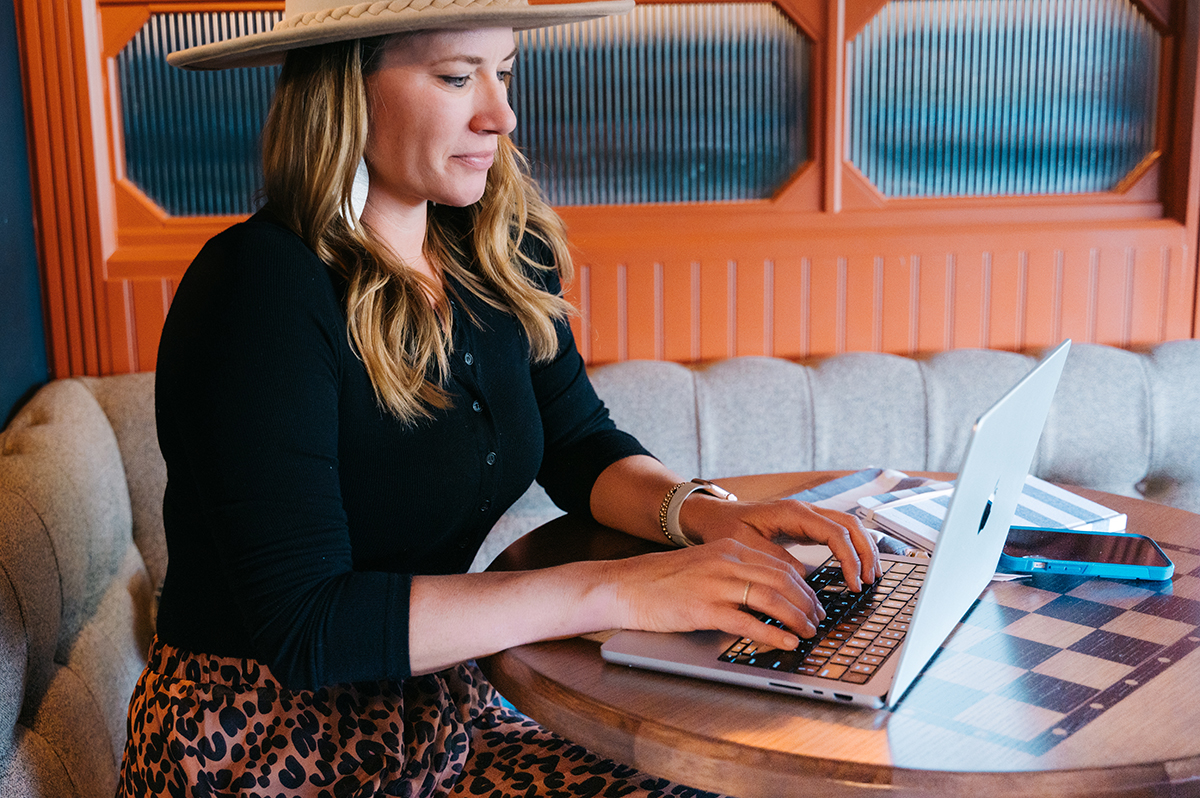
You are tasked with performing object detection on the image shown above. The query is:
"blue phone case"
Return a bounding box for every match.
[998,528,1175,581]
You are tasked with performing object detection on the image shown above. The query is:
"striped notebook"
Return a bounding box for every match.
[855,473,1126,552]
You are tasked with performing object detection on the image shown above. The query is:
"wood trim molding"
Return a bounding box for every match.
[1179,0,1200,335]
[14,0,112,378]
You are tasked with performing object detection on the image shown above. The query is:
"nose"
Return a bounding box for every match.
[472,74,517,137]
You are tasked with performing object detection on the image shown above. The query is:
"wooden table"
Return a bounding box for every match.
[481,472,1200,798]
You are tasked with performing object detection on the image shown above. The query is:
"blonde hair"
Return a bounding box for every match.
[261,36,574,423]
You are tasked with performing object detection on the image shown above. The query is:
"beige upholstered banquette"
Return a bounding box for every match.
[3,342,1200,797]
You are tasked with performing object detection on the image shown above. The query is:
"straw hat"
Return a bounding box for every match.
[168,0,634,70]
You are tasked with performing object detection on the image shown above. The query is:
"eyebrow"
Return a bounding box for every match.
[432,46,519,67]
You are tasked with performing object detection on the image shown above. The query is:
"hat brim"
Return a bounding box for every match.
[167,0,634,70]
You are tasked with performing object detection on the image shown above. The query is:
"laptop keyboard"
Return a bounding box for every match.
[718,559,926,684]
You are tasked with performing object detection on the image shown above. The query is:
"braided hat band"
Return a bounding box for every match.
[280,0,526,29]
[168,0,633,70]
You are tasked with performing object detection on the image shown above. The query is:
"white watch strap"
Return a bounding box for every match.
[665,479,738,547]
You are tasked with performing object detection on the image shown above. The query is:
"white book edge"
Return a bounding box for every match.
[856,474,1127,552]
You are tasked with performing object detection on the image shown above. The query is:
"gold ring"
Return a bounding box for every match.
[739,580,752,611]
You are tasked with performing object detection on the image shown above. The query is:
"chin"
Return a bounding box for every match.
[435,178,490,208]
[438,191,489,209]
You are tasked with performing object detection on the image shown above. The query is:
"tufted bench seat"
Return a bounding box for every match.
[3,342,1200,797]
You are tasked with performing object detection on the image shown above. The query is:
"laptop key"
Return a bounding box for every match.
[817,664,847,679]
[841,671,871,684]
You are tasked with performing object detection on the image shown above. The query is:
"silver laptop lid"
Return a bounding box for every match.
[886,339,1071,707]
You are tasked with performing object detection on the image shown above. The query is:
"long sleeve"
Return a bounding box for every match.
[155,215,411,690]
[532,314,651,516]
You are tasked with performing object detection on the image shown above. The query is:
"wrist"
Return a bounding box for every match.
[659,479,738,547]
[580,558,628,632]
[677,492,729,545]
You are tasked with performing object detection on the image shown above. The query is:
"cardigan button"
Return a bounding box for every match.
[472,401,482,413]
[464,352,474,366]
[486,452,496,466]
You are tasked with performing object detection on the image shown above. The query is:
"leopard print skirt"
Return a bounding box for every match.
[117,638,724,798]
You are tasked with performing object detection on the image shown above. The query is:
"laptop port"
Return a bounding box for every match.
[768,682,805,693]
[834,694,853,702]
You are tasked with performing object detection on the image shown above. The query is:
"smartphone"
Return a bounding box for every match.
[998,526,1174,581]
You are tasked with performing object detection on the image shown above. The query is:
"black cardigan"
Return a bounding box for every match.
[153,210,648,689]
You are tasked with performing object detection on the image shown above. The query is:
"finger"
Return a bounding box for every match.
[714,604,803,651]
[824,508,883,583]
[728,560,825,635]
[743,500,866,591]
[804,512,865,592]
[808,506,883,588]
[732,540,826,620]
[739,578,824,641]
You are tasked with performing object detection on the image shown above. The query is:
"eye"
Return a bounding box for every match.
[440,75,469,88]
[498,70,513,90]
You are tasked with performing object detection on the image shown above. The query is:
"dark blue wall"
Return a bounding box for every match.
[0,0,49,426]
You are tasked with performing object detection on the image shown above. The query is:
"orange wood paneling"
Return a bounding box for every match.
[15,0,1200,380]
[103,277,175,373]
[662,260,695,362]
[14,0,111,378]
[770,256,808,359]
[1176,0,1200,337]
[105,279,137,374]
[564,219,1197,363]
[879,254,916,353]
[734,258,768,358]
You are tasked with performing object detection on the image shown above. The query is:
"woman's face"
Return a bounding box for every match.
[363,27,518,213]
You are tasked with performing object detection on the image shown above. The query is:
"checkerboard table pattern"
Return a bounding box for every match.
[893,540,1200,755]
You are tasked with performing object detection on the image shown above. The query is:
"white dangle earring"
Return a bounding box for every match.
[348,156,370,229]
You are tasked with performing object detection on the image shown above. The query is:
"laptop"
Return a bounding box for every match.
[602,339,1072,709]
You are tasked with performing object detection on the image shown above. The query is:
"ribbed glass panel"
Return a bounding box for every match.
[118,5,809,215]
[848,0,1160,198]
[514,4,810,205]
[117,12,283,216]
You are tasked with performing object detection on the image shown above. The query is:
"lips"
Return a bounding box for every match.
[453,151,495,170]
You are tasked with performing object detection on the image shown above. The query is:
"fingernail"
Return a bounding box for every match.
[784,634,800,650]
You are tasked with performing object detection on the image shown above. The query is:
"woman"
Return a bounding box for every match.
[119,2,882,795]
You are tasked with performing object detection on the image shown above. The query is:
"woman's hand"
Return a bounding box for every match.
[679,494,883,591]
[588,456,882,649]
[599,536,831,652]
